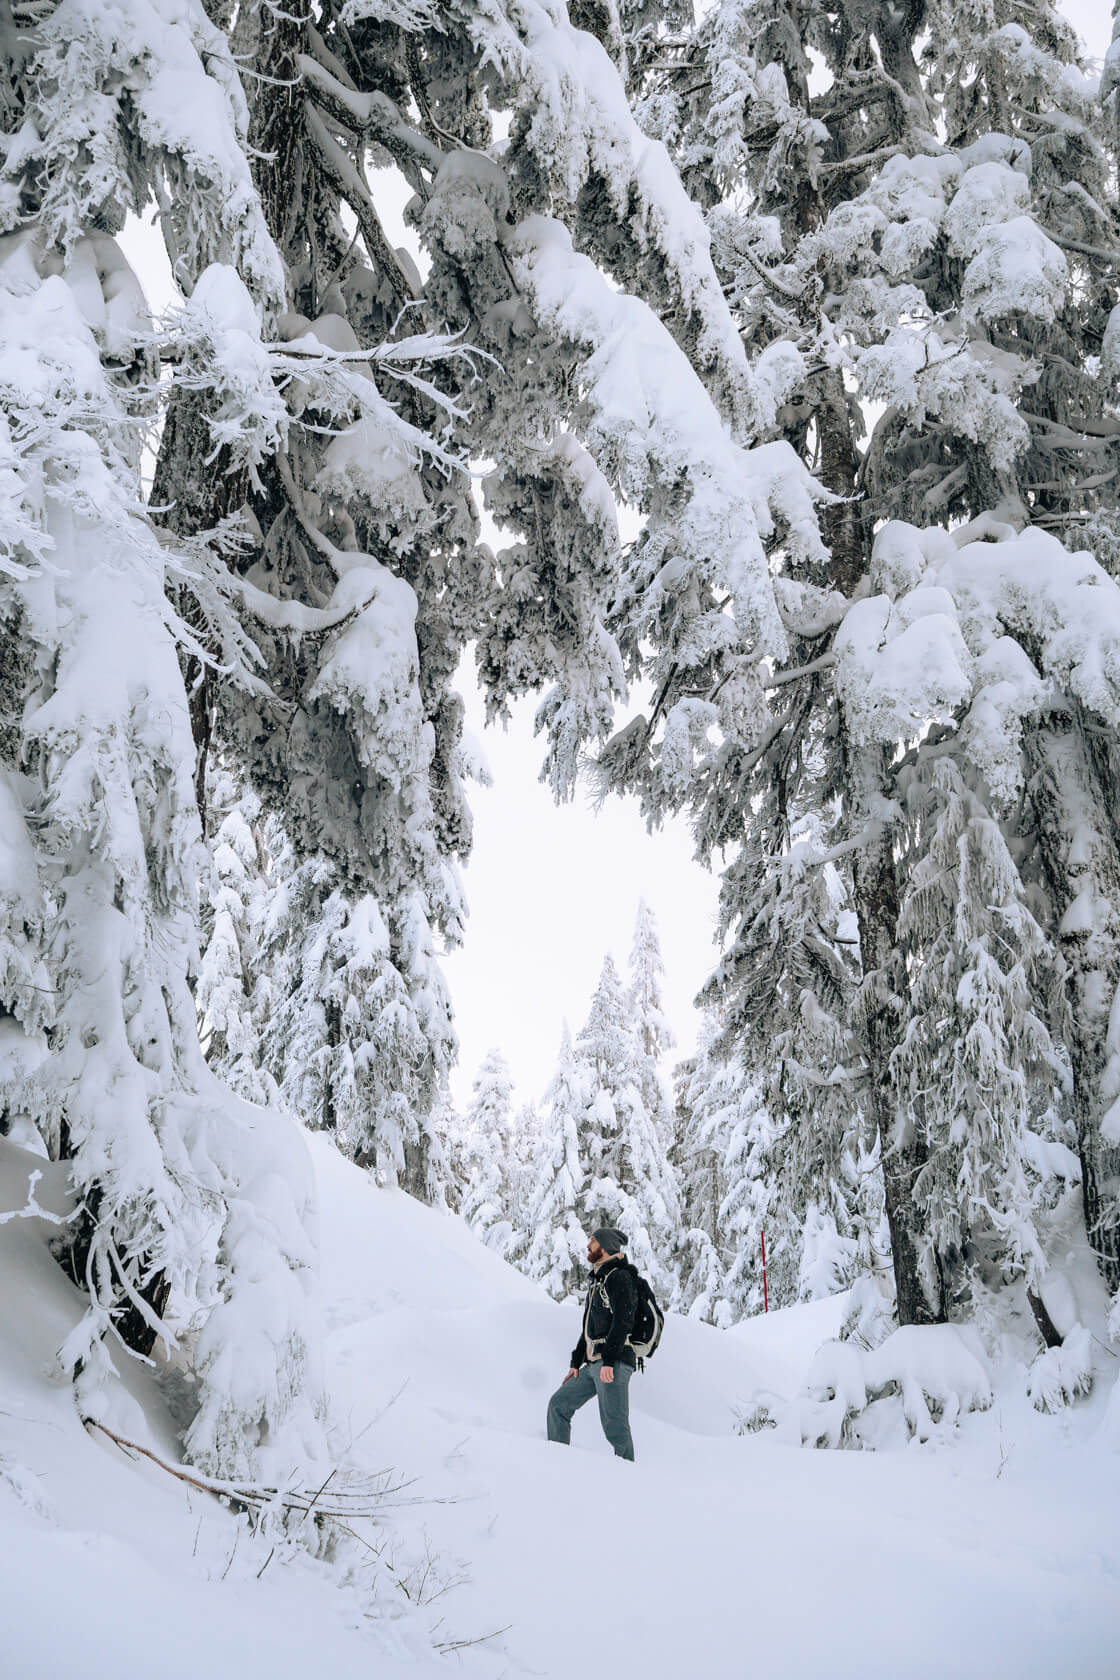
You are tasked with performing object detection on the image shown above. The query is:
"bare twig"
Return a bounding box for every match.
[434,1625,512,1654]
[83,1421,413,1518]
[220,1524,241,1580]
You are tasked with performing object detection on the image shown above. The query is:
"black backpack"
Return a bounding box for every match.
[626,1266,665,1364]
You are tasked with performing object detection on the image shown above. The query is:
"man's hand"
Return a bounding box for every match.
[601,1365,614,1384]
[563,1367,579,1383]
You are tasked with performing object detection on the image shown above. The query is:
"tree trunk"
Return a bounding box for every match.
[152,390,249,826]
[244,0,311,248]
[818,355,941,1326]
[814,367,865,587]
[845,739,945,1324]
[60,1187,173,1359]
[1026,711,1120,1290]
[402,1129,432,1201]
[1027,1289,1062,1349]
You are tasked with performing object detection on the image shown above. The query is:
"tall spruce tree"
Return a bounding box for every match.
[892,751,1070,1312]
[674,1018,736,1321]
[524,1025,589,1299]
[0,0,328,1476]
[627,899,679,1156]
[460,1047,517,1254]
[577,953,678,1294]
[590,0,1120,1331]
[196,773,271,1104]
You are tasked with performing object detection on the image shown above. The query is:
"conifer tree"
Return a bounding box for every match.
[893,749,1071,1307]
[675,1015,784,1322]
[0,0,327,1474]
[196,775,270,1104]
[592,0,1120,1327]
[627,900,679,1158]
[674,1022,735,1321]
[460,1048,516,1255]
[578,954,677,1294]
[505,1097,542,1260]
[629,900,674,1072]
[524,1026,588,1299]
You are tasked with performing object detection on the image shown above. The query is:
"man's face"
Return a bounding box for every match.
[586,1236,605,1265]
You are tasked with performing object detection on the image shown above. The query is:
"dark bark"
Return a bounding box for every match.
[401,1129,431,1202]
[152,391,249,825]
[1027,1289,1063,1350]
[60,1187,173,1359]
[845,743,945,1325]
[816,344,941,1327]
[248,0,312,254]
[814,366,865,587]
[1026,712,1120,1291]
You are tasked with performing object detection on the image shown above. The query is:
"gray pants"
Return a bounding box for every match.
[546,1359,635,1461]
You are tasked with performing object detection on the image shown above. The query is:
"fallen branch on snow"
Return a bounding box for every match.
[0,1169,73,1228]
[83,1420,420,1518]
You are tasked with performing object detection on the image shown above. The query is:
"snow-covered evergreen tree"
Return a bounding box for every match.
[674,1021,735,1322]
[505,1097,542,1260]
[196,777,271,1105]
[240,838,451,1195]
[831,517,1120,1322]
[676,1009,804,1323]
[523,1026,589,1299]
[629,901,674,1070]
[702,815,877,1307]
[627,900,677,1146]
[591,0,1120,1331]
[892,751,1070,1311]
[459,1048,516,1255]
[0,0,326,1476]
[578,954,678,1295]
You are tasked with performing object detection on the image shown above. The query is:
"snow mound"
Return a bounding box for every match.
[742,1322,993,1448]
[1029,1325,1094,1414]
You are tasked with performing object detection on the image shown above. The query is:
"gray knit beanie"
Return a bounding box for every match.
[592,1226,628,1255]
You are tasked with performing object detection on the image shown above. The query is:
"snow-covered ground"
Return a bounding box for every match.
[2,1131,1118,1678]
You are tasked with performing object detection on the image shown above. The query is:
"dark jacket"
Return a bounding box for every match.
[570,1257,638,1370]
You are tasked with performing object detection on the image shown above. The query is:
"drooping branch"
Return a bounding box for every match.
[304,105,418,310]
[296,52,444,172]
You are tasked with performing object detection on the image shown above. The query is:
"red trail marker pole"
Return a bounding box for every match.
[761,1228,768,1313]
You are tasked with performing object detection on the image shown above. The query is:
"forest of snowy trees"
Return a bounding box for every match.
[443,900,880,1327]
[2,0,1119,1483]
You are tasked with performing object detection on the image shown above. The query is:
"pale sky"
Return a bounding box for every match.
[443,668,720,1109]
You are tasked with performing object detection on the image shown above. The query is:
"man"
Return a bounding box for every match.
[546,1226,637,1462]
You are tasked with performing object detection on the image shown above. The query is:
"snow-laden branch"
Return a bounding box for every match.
[835,520,1120,806]
[0,1170,71,1227]
[766,652,836,688]
[505,214,829,664]
[460,0,763,433]
[304,106,420,309]
[28,0,286,301]
[297,53,445,170]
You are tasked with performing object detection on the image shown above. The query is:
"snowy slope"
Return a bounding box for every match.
[0,1136,449,1680]
[2,1131,1119,1678]
[313,1139,1120,1678]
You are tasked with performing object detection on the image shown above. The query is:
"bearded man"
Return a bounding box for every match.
[545,1227,637,1462]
